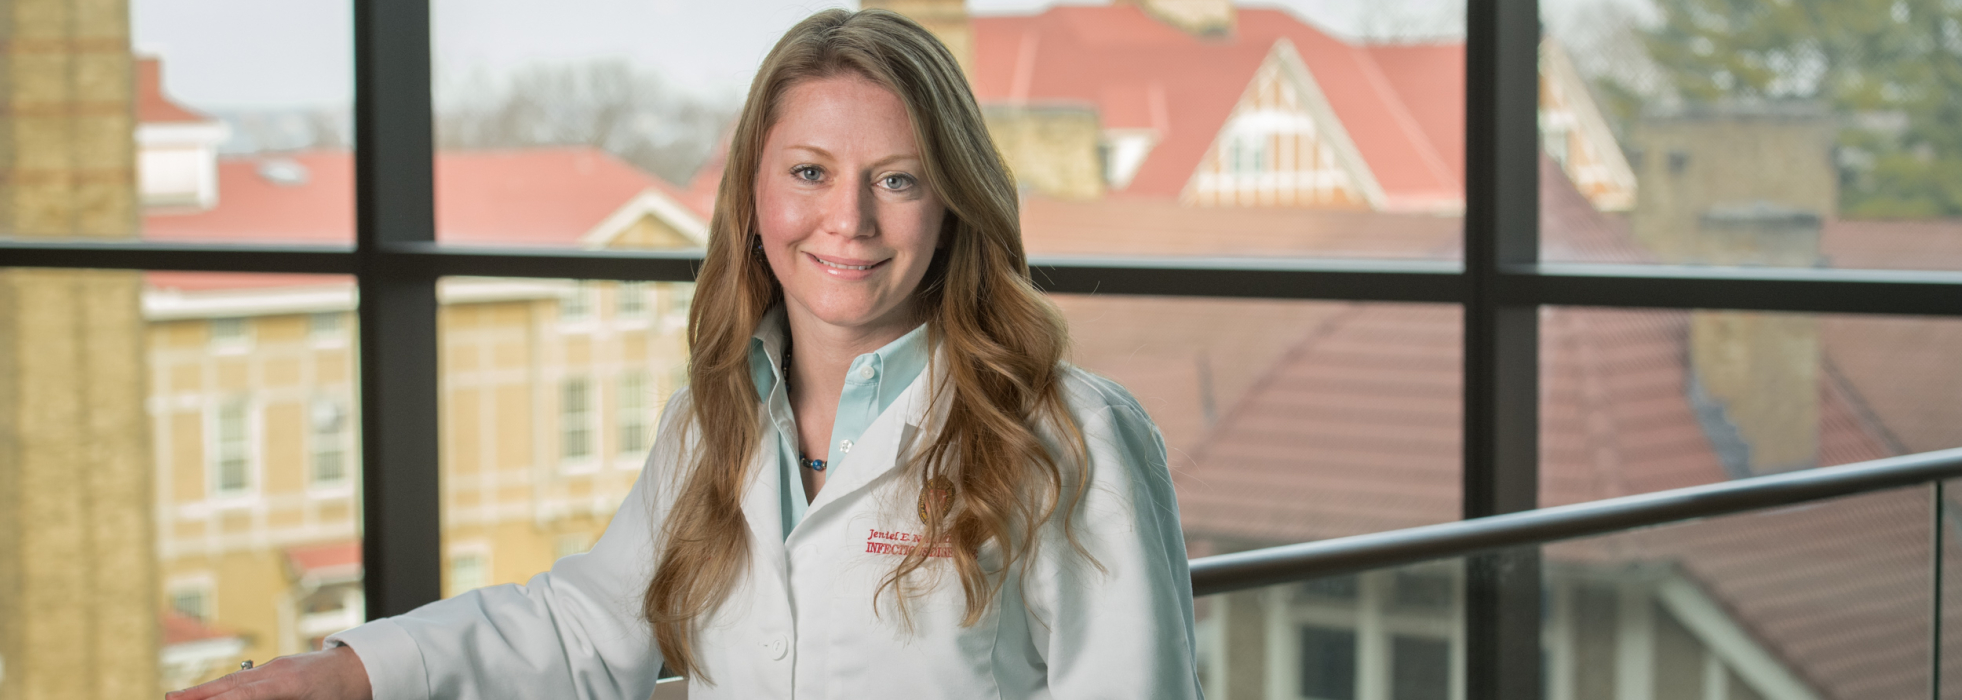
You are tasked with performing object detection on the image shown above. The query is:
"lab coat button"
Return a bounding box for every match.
[858,365,876,380]
[768,637,787,660]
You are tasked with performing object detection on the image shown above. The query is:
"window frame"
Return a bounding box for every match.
[207,395,258,502]
[2,2,1960,699]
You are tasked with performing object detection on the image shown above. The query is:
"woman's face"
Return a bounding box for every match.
[755,74,946,338]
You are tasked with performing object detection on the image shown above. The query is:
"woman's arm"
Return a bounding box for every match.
[1023,380,1204,699]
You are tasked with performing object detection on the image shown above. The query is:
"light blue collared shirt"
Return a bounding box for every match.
[749,307,931,539]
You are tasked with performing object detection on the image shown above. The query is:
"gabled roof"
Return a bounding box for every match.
[137,57,213,125]
[143,147,707,292]
[970,6,1464,205]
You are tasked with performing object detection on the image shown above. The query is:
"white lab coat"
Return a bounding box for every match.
[328,360,1202,699]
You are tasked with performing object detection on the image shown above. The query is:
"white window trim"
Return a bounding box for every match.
[557,281,598,333]
[559,376,599,474]
[308,311,349,349]
[209,317,254,356]
[167,572,218,621]
[307,395,356,495]
[206,396,260,505]
[1278,566,1466,700]
[615,281,651,325]
[446,541,493,597]
[616,371,650,460]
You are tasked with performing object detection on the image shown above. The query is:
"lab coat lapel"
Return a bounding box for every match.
[793,349,951,534]
[742,409,789,577]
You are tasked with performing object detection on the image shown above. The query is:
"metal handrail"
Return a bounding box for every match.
[1189,446,1962,597]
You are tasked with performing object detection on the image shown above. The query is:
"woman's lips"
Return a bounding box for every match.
[806,252,889,278]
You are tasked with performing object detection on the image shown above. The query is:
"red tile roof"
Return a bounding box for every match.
[137,57,210,125]
[141,147,696,290]
[970,6,1464,205]
[162,611,243,646]
[285,540,361,575]
[1122,166,1943,698]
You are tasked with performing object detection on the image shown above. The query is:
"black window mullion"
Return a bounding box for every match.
[1463,2,1544,699]
[355,0,442,620]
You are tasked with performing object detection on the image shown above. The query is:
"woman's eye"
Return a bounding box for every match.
[792,165,823,182]
[880,174,916,191]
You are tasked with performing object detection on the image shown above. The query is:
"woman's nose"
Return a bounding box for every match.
[818,180,875,238]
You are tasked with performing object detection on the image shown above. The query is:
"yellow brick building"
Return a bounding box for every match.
[147,276,694,687]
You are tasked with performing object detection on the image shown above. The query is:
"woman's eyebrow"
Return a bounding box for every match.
[784,144,920,169]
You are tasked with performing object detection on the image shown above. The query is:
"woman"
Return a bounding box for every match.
[170,9,1199,699]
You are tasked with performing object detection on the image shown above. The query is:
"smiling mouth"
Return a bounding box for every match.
[809,254,887,271]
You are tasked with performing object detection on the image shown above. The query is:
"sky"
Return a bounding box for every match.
[131,0,1631,111]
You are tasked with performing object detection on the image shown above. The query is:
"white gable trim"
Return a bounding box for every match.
[1655,573,1824,700]
[577,188,708,249]
[1183,39,1388,209]
[1540,38,1638,211]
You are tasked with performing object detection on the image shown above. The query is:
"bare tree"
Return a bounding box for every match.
[436,59,733,186]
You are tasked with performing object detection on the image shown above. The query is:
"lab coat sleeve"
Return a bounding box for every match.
[324,390,692,700]
[1023,380,1203,699]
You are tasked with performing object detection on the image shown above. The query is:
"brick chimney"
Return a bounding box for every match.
[0,0,161,696]
[1629,104,1835,476]
[861,0,974,78]
[1685,204,1823,475]
[1117,0,1236,35]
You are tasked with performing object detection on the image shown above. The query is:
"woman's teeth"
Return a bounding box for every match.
[818,258,877,271]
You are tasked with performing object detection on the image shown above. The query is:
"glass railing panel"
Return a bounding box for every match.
[1,269,362,695]
[434,277,691,598]
[1197,560,1466,700]
[1544,486,1935,700]
[1053,297,1464,545]
[1540,307,1962,506]
[1946,479,1962,699]
[1539,0,1962,273]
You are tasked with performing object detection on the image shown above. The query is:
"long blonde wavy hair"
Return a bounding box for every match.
[641,8,1087,681]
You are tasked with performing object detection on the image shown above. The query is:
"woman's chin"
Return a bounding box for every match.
[786,298,915,334]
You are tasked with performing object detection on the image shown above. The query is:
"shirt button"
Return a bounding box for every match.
[840,439,853,453]
[769,637,788,660]
[858,365,876,380]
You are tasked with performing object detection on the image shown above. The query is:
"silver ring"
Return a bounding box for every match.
[240,660,254,671]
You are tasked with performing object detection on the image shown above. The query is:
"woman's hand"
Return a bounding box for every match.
[166,646,373,700]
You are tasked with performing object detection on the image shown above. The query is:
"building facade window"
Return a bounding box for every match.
[616,281,648,318]
[212,397,253,496]
[561,281,593,324]
[169,582,212,621]
[618,371,649,456]
[666,282,694,321]
[1278,567,1463,700]
[449,547,491,596]
[209,317,251,353]
[310,397,349,486]
[561,377,593,461]
[308,312,344,344]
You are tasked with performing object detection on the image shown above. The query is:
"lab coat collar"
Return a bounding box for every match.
[787,341,951,543]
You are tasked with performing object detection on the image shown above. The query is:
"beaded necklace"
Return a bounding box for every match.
[781,338,827,472]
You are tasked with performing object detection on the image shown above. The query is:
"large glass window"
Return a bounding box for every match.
[1545,487,1936,700]
[6,2,1961,698]
[1541,308,1962,502]
[1540,0,1962,272]
[437,277,691,596]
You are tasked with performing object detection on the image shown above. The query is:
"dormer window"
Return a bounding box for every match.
[257,158,311,187]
